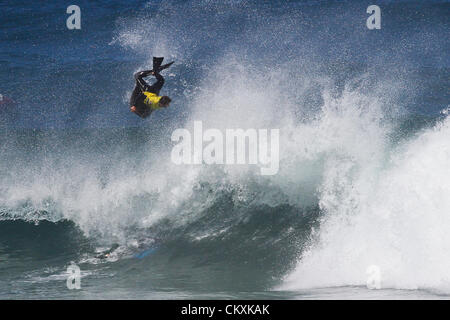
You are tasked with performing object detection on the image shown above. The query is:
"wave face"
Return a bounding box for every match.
[0,0,449,298]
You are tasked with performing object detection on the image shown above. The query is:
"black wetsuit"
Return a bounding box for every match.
[130,71,165,118]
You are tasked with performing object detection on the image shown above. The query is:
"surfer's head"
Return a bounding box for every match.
[159,96,172,107]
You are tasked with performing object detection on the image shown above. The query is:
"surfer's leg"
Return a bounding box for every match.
[147,73,165,95]
[134,71,153,91]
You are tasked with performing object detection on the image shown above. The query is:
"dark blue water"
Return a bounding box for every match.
[0,0,449,299]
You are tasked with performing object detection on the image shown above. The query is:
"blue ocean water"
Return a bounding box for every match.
[0,0,449,299]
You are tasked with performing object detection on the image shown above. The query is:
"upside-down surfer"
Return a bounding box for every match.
[130,57,173,118]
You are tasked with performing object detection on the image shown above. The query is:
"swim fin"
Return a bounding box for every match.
[153,57,164,72]
[152,57,174,73]
[158,61,174,71]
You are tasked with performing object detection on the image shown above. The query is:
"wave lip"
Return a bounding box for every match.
[281,115,450,293]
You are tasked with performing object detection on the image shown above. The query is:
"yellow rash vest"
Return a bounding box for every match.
[142,91,162,110]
